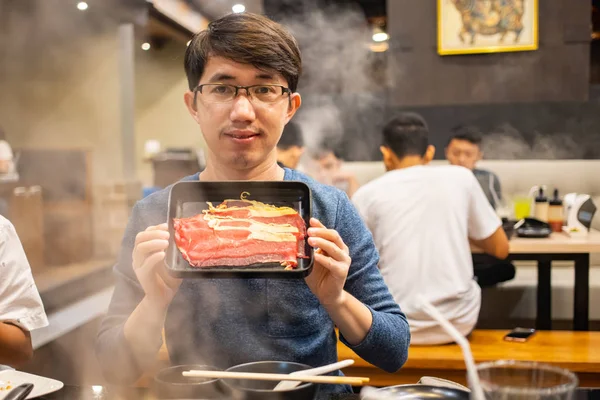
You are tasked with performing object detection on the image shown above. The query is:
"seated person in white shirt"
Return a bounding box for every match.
[0,215,48,367]
[352,113,509,345]
[0,127,18,182]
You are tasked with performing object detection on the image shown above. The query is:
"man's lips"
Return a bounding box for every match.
[224,130,260,139]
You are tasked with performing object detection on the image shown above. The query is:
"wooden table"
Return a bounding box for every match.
[473,230,600,331]
[337,330,600,387]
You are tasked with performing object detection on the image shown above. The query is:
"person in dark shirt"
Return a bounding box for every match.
[445,125,503,209]
[445,125,515,288]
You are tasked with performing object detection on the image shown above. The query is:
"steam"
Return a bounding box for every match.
[276,1,389,160]
[481,123,586,159]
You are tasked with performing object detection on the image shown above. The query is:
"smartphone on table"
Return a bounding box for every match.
[504,327,536,342]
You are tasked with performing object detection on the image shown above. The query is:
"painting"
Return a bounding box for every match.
[437,0,538,55]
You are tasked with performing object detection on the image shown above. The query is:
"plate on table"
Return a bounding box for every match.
[0,370,63,399]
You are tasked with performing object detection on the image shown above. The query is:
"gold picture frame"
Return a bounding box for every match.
[437,0,538,56]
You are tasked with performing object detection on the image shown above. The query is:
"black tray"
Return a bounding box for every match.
[166,181,313,279]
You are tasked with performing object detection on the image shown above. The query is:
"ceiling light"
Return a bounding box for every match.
[372,32,389,42]
[141,42,151,51]
[77,2,88,11]
[232,4,246,13]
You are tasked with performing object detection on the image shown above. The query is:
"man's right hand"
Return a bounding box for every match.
[132,223,182,308]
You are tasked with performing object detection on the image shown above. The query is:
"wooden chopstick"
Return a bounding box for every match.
[182,370,370,386]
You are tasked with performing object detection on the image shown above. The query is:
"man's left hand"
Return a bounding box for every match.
[304,218,351,306]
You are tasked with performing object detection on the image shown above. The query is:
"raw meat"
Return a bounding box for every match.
[173,198,306,269]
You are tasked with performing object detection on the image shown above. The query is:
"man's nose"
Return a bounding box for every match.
[230,93,256,122]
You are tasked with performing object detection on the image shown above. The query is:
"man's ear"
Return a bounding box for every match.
[184,91,200,124]
[424,145,436,164]
[285,93,302,122]
[380,145,393,165]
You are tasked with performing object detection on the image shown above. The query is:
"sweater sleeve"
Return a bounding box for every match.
[95,203,163,384]
[334,192,410,373]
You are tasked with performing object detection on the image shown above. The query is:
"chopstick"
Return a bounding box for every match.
[182,370,369,386]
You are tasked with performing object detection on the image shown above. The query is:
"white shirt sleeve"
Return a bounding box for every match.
[0,217,49,331]
[467,172,502,241]
[351,187,373,231]
[0,141,13,161]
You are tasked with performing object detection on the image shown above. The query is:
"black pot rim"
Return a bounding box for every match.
[154,364,221,386]
[223,360,315,393]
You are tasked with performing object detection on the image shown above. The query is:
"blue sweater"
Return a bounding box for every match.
[96,168,410,394]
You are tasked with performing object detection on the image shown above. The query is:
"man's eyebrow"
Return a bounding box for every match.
[207,73,236,82]
[255,73,274,80]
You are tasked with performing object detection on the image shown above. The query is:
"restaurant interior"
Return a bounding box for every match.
[1,0,600,399]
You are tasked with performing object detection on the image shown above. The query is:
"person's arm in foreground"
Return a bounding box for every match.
[0,218,48,367]
[96,205,181,384]
[0,323,32,367]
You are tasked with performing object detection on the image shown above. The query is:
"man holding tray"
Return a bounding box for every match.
[96,12,410,394]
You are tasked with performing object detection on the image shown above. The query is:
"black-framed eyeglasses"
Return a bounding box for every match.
[193,84,292,104]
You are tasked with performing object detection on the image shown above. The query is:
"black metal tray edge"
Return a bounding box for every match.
[165,180,314,279]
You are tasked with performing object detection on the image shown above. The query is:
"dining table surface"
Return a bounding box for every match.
[472,228,600,331]
[471,228,600,254]
[31,384,600,400]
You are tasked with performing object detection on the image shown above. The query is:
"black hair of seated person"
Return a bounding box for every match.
[382,112,429,159]
[311,142,344,161]
[448,124,483,147]
[277,122,304,150]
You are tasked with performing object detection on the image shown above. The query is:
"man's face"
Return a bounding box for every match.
[315,152,341,184]
[445,139,482,170]
[287,146,305,169]
[276,145,305,169]
[184,56,301,170]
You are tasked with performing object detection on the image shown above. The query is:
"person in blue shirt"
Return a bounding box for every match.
[96,12,410,395]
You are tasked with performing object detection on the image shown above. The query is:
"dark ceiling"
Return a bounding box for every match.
[263,0,386,20]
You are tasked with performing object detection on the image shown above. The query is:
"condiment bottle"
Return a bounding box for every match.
[548,189,563,233]
[534,188,549,222]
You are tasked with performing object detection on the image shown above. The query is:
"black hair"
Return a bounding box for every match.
[448,125,483,147]
[184,13,302,92]
[312,143,344,161]
[277,122,304,150]
[382,112,429,158]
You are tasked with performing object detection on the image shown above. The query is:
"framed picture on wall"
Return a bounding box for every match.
[438,0,538,55]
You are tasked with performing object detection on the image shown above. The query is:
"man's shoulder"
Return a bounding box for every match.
[473,168,499,179]
[0,214,12,229]
[285,169,345,201]
[0,214,15,236]
[352,173,389,202]
[431,165,476,183]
